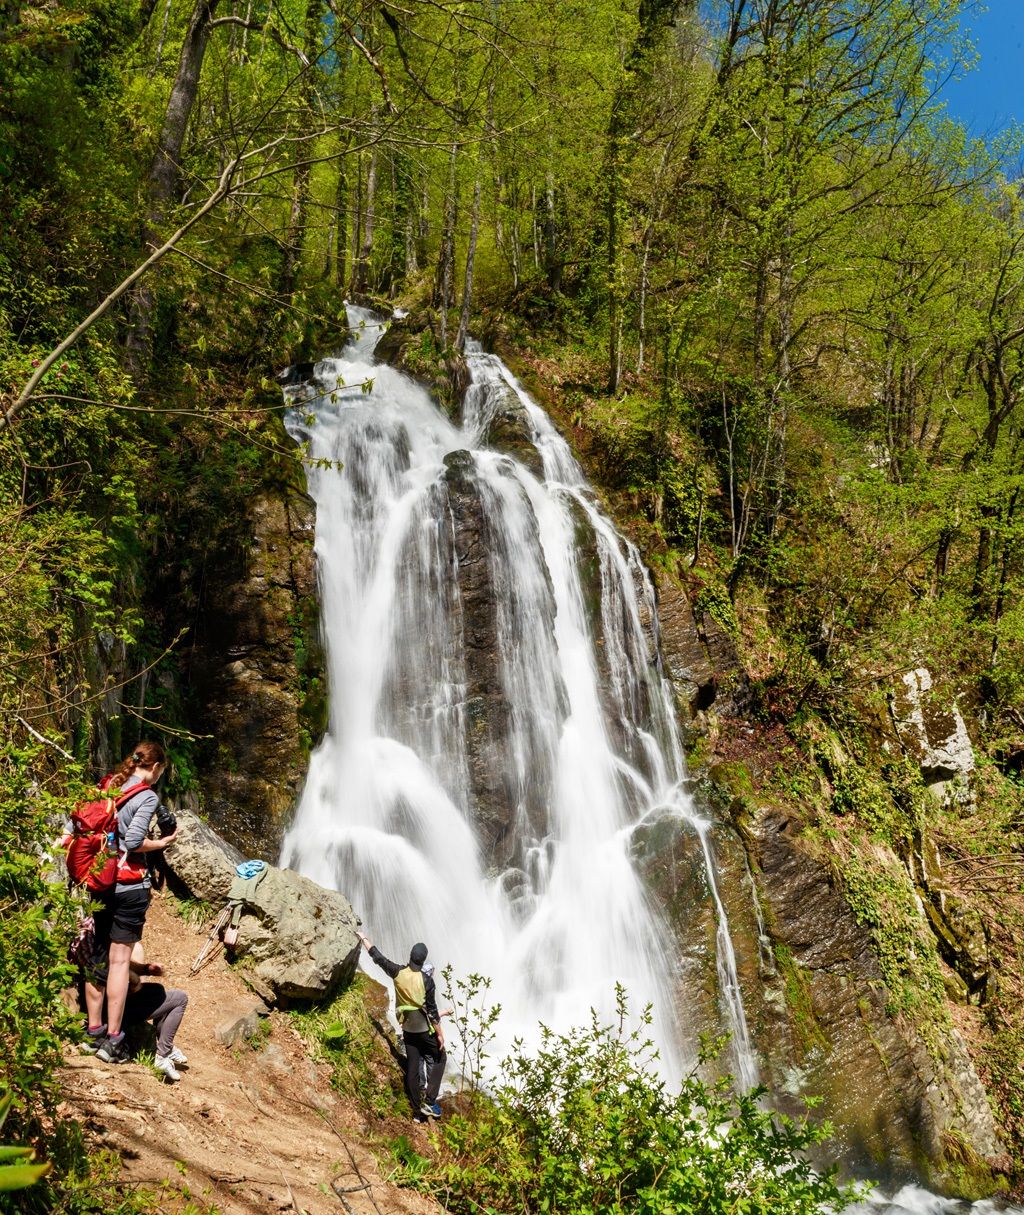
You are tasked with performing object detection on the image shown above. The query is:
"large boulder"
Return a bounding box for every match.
[890,668,974,806]
[165,805,361,1004]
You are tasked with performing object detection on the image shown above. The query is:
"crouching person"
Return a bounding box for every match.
[78,933,189,1081]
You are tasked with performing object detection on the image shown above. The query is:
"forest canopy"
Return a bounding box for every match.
[3,0,1024,1199]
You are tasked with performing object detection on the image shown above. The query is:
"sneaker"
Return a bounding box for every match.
[412,1113,429,1125]
[81,1025,107,1054]
[168,1045,189,1066]
[153,1054,181,1082]
[421,1102,442,1119]
[95,1034,131,1064]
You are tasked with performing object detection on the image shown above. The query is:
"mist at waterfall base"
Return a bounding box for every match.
[280,307,754,1089]
[279,312,1019,1215]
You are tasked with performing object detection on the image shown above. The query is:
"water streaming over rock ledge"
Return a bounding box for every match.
[280,307,757,1087]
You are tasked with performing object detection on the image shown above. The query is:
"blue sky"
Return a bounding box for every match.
[939,0,1024,138]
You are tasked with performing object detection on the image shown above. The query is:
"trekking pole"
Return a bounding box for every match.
[190,903,233,975]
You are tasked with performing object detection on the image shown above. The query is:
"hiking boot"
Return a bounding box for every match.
[95,1034,131,1064]
[168,1045,189,1066]
[421,1102,442,1119]
[153,1054,181,1082]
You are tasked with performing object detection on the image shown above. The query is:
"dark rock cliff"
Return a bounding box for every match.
[181,485,325,860]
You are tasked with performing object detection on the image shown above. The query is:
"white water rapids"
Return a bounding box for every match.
[280,307,757,1088]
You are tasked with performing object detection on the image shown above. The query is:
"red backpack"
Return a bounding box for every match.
[65,779,150,893]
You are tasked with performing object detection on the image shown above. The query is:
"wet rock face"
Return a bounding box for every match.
[654,572,745,725]
[478,382,544,478]
[442,449,562,863]
[183,488,325,860]
[632,814,733,1058]
[442,450,515,864]
[747,807,1003,1188]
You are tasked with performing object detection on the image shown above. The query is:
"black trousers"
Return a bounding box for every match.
[403,1030,445,1111]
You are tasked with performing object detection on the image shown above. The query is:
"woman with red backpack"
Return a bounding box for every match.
[80,741,179,1064]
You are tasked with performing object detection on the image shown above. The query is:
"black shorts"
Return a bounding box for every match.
[94,886,151,947]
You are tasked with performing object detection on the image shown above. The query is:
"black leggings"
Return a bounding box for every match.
[402,1030,445,1111]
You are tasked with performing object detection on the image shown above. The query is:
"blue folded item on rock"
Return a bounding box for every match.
[235,859,267,879]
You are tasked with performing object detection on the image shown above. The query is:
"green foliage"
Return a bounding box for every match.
[0,747,160,1214]
[0,1094,50,1193]
[169,896,214,930]
[830,764,909,847]
[840,853,947,1026]
[0,747,79,1130]
[290,976,405,1117]
[394,988,857,1215]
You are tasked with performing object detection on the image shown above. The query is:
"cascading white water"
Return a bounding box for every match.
[280,307,757,1085]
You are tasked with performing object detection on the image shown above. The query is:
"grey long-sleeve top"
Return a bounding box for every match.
[114,786,160,893]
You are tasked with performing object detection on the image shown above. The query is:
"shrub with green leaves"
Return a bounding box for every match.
[0,1094,50,1194]
[0,747,79,1133]
[393,986,858,1215]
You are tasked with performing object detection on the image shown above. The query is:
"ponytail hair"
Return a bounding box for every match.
[106,740,167,790]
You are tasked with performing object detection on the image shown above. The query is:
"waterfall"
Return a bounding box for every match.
[281,307,757,1086]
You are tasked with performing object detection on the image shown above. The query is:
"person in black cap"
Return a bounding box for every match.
[358,932,446,1122]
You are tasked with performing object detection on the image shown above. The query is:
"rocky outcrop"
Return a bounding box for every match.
[890,668,975,806]
[907,829,990,999]
[442,450,514,863]
[648,579,1004,1193]
[476,381,544,478]
[182,487,325,860]
[165,804,361,1004]
[654,571,746,728]
[373,313,468,417]
[743,804,1003,1188]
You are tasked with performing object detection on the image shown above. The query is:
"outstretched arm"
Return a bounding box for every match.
[358,934,401,979]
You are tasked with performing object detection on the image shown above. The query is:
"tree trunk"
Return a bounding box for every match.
[603,0,685,394]
[456,173,482,352]
[353,136,378,295]
[349,154,363,297]
[127,0,221,380]
[279,0,322,297]
[433,141,459,351]
[543,170,561,293]
[322,138,348,283]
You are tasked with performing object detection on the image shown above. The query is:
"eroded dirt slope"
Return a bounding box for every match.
[58,893,443,1215]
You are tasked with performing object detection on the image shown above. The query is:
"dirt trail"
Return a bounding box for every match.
[58,892,443,1215]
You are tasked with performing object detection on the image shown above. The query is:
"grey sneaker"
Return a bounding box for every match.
[153,1054,181,1082]
[96,1034,131,1064]
[81,1026,107,1054]
[168,1045,189,1066]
